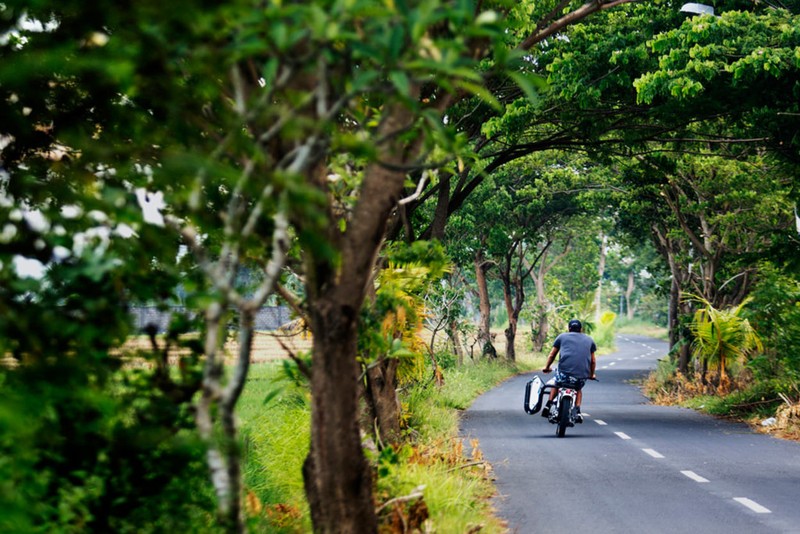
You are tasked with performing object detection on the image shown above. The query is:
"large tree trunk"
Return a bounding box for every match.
[666,253,693,374]
[303,300,377,533]
[429,172,450,240]
[303,101,428,532]
[474,249,496,358]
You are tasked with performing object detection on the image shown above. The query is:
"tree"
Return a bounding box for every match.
[616,151,796,371]
[687,294,762,386]
[603,238,664,320]
[634,5,800,163]
[2,1,338,530]
[11,0,747,531]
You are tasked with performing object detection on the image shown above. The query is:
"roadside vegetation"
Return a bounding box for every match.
[237,351,543,532]
[616,319,669,341]
[643,268,800,441]
[3,0,799,531]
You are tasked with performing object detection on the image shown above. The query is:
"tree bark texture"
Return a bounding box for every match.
[365,358,402,446]
[474,249,496,358]
[501,274,523,362]
[303,102,426,532]
[303,300,377,533]
[624,270,634,319]
[532,266,549,352]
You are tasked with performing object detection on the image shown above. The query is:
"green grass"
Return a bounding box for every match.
[683,379,789,419]
[236,355,534,532]
[394,359,525,532]
[616,318,669,340]
[237,363,311,533]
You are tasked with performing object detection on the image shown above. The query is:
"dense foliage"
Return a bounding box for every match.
[2,0,800,531]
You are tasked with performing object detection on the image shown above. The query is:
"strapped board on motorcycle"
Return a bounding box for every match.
[523,374,597,437]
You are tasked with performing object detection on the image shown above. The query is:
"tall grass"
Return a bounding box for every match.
[236,355,537,531]
[237,363,311,533]
[386,359,523,532]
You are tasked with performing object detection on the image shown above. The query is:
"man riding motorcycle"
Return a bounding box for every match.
[541,319,597,423]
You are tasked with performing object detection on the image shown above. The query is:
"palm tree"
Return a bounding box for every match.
[685,294,762,385]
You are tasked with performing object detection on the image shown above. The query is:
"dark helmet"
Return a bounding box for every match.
[568,319,582,332]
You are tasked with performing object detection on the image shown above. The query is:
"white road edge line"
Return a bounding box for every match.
[615,432,631,440]
[595,419,607,426]
[681,470,710,483]
[734,498,771,514]
[642,448,664,458]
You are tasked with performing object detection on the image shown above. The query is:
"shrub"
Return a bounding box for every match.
[0,359,214,534]
[594,311,617,349]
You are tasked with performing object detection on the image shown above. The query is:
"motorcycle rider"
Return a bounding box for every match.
[541,319,597,423]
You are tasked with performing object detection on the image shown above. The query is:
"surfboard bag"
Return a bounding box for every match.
[523,375,544,414]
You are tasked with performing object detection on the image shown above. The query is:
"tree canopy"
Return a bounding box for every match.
[2,0,800,531]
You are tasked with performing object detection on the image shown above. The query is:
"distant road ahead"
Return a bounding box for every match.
[460,335,800,534]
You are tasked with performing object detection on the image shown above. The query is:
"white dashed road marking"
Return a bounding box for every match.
[600,338,774,523]
[734,498,771,514]
[681,470,709,483]
[642,448,664,459]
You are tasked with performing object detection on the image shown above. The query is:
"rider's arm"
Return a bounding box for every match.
[589,351,596,379]
[543,346,558,372]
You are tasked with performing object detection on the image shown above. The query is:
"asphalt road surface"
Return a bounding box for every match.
[460,335,800,534]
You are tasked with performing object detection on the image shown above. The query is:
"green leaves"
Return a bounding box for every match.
[635,7,800,109]
[686,293,763,377]
[508,70,547,105]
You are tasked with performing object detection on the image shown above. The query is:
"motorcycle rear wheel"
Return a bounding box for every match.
[556,396,572,438]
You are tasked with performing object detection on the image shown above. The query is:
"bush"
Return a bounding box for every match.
[746,265,800,378]
[0,359,215,534]
[594,311,617,350]
[238,356,519,532]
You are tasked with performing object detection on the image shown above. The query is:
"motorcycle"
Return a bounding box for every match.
[524,375,595,437]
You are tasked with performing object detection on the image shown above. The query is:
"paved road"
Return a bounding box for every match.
[460,335,800,533]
